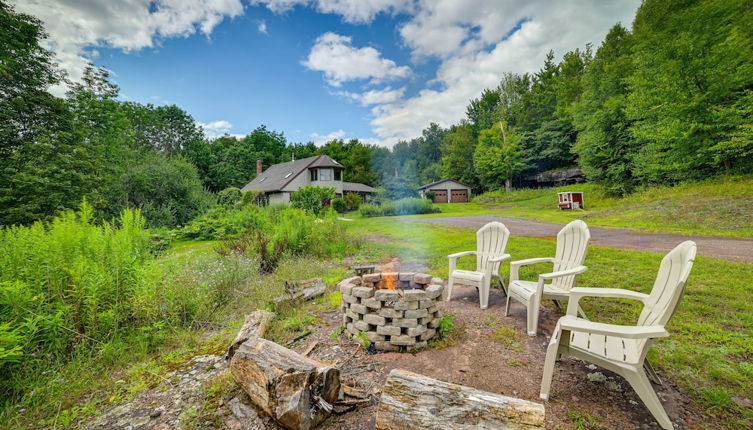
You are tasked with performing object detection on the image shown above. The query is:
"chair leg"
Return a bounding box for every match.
[479,277,489,310]
[625,369,673,430]
[644,359,663,386]
[539,338,561,400]
[498,276,507,296]
[577,305,590,321]
[445,275,454,302]
[527,297,539,336]
[504,295,511,316]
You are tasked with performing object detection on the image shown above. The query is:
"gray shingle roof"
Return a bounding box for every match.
[240,155,344,193]
[417,179,473,190]
[343,182,376,193]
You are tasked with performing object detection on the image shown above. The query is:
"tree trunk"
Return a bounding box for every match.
[230,338,340,430]
[505,177,512,193]
[226,310,276,360]
[375,369,545,430]
[273,278,326,304]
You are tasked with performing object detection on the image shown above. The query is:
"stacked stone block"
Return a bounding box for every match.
[338,272,445,351]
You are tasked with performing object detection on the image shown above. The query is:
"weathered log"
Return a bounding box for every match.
[230,338,340,430]
[375,369,545,430]
[274,278,326,304]
[226,310,275,360]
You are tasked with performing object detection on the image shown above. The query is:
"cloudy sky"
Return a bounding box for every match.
[13,0,641,146]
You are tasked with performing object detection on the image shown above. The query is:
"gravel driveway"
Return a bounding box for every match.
[399,215,753,263]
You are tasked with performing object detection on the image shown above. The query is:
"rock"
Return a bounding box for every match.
[228,397,267,430]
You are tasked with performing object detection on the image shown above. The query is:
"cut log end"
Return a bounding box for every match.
[226,310,275,360]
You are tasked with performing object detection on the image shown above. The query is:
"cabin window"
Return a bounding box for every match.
[334,169,342,180]
[310,169,318,181]
[319,168,332,181]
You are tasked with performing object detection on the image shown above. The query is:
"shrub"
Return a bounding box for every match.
[332,198,348,213]
[241,189,262,206]
[217,187,242,206]
[290,186,336,217]
[344,192,362,211]
[359,203,384,217]
[361,198,439,217]
[179,205,267,240]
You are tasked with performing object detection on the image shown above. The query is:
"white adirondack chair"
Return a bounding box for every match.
[539,241,697,430]
[505,220,591,336]
[446,222,511,309]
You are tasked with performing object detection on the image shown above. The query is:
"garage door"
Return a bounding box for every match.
[450,189,468,203]
[432,190,447,203]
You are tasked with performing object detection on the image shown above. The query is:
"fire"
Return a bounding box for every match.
[382,273,397,290]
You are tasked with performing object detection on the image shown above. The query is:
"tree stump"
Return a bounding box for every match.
[375,369,545,430]
[230,338,340,430]
[226,310,276,360]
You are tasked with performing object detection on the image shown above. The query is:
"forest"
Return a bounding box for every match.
[2,0,752,229]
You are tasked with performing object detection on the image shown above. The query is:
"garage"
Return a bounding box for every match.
[418,179,472,203]
[450,189,468,203]
[432,190,447,203]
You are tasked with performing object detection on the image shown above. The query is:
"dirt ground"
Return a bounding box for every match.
[399,215,753,263]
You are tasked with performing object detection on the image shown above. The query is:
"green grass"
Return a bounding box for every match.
[469,175,753,238]
[349,215,753,427]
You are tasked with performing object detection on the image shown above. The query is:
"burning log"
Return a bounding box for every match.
[230,338,340,430]
[375,369,545,430]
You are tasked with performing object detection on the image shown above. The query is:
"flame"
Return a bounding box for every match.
[382,273,397,290]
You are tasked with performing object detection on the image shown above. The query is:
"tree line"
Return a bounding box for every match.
[2,0,751,228]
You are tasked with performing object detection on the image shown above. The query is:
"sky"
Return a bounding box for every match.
[13,0,641,146]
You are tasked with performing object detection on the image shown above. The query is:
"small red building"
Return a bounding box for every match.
[557,191,585,210]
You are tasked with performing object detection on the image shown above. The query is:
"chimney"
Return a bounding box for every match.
[256,160,263,175]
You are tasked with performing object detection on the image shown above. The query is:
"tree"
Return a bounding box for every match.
[122,103,204,155]
[441,123,479,190]
[466,88,501,137]
[474,122,526,192]
[0,2,100,225]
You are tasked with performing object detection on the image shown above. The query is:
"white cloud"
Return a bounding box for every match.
[200,120,245,139]
[309,129,346,145]
[257,19,268,34]
[303,32,410,87]
[338,86,406,106]
[250,0,410,24]
[11,0,245,95]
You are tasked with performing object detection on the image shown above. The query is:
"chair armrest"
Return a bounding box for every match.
[509,257,554,282]
[448,251,476,259]
[489,253,511,263]
[558,315,668,339]
[510,257,554,268]
[566,287,649,316]
[539,265,588,280]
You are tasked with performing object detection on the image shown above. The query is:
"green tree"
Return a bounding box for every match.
[441,123,479,189]
[474,122,526,192]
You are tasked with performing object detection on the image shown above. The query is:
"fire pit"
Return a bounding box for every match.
[338,272,445,351]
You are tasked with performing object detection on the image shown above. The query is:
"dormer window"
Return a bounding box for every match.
[334,169,341,181]
[319,168,332,181]
[310,169,318,181]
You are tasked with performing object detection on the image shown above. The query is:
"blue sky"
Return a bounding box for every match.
[14,0,641,146]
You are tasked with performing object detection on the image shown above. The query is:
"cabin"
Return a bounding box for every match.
[418,179,472,203]
[557,191,585,210]
[241,155,375,204]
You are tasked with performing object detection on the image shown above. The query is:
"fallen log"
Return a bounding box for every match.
[230,338,340,430]
[226,310,275,360]
[375,369,545,430]
[273,278,326,304]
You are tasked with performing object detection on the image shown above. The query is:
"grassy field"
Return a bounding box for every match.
[403,175,753,238]
[349,215,753,427]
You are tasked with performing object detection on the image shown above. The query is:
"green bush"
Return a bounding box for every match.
[241,189,262,206]
[290,186,336,217]
[217,187,242,206]
[179,205,267,240]
[344,192,362,211]
[360,198,439,217]
[332,198,348,213]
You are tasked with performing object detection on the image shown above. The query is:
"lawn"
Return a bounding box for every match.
[349,215,753,427]
[400,175,753,238]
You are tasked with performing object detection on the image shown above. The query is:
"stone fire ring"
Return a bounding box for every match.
[338,272,445,352]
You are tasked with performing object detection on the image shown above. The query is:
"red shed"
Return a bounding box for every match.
[557,191,585,210]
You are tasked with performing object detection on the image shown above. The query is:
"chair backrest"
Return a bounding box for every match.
[638,240,697,328]
[476,222,511,275]
[551,220,591,290]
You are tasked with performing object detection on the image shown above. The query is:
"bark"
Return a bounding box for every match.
[274,278,326,304]
[230,338,340,430]
[375,369,545,430]
[226,310,276,360]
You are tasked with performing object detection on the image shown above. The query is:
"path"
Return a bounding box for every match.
[399,215,753,263]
